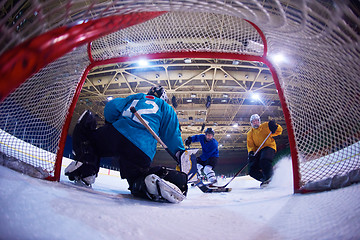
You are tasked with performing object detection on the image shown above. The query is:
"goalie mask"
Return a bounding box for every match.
[148,86,169,102]
[250,114,261,128]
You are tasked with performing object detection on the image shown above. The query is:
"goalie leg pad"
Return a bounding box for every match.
[163,168,188,196]
[128,176,148,199]
[143,166,188,196]
[77,110,97,130]
[145,174,185,203]
[129,166,187,203]
[64,161,83,181]
[72,110,99,166]
[65,161,98,185]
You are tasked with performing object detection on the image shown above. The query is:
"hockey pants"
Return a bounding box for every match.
[248,147,275,182]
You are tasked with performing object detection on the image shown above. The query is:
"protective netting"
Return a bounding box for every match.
[0,46,89,177]
[0,0,359,191]
[91,12,264,60]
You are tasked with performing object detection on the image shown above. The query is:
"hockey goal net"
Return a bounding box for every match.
[0,0,359,193]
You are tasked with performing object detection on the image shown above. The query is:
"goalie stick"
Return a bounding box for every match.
[130,106,230,193]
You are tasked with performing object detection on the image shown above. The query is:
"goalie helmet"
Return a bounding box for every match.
[147,85,168,102]
[204,128,215,136]
[250,114,261,128]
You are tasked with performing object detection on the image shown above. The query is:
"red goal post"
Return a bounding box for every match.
[0,1,359,194]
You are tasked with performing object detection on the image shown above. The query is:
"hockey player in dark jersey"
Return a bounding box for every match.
[185,128,219,184]
[65,86,187,203]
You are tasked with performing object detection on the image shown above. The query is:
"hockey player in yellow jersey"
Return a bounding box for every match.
[247,114,283,187]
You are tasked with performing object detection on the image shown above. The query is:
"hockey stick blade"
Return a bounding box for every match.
[193,180,232,193]
[208,187,232,193]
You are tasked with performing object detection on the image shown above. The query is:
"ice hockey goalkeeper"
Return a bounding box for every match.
[65,86,187,203]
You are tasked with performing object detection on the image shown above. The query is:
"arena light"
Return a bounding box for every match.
[76,19,88,25]
[251,93,261,101]
[107,96,113,101]
[232,123,238,128]
[269,53,286,64]
[138,59,149,66]
[184,58,192,63]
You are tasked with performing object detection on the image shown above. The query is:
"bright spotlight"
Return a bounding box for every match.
[107,96,114,101]
[251,93,261,101]
[138,59,149,66]
[184,58,192,63]
[269,53,286,64]
[232,123,238,128]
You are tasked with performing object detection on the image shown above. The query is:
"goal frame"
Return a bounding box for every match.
[0,12,300,191]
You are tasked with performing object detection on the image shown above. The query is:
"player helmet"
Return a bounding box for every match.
[250,114,261,128]
[147,85,168,102]
[204,128,215,135]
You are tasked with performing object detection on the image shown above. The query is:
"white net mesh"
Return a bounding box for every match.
[0,0,359,190]
[91,12,264,59]
[0,46,89,176]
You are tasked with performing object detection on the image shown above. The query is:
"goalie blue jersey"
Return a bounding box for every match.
[104,93,184,160]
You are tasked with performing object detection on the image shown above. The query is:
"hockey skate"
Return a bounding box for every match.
[65,161,96,186]
[145,174,185,203]
[260,178,271,188]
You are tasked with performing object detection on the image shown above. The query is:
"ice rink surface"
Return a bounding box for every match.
[1,156,360,240]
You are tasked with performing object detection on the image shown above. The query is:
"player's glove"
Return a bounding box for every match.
[248,151,255,162]
[185,137,192,146]
[268,120,278,134]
